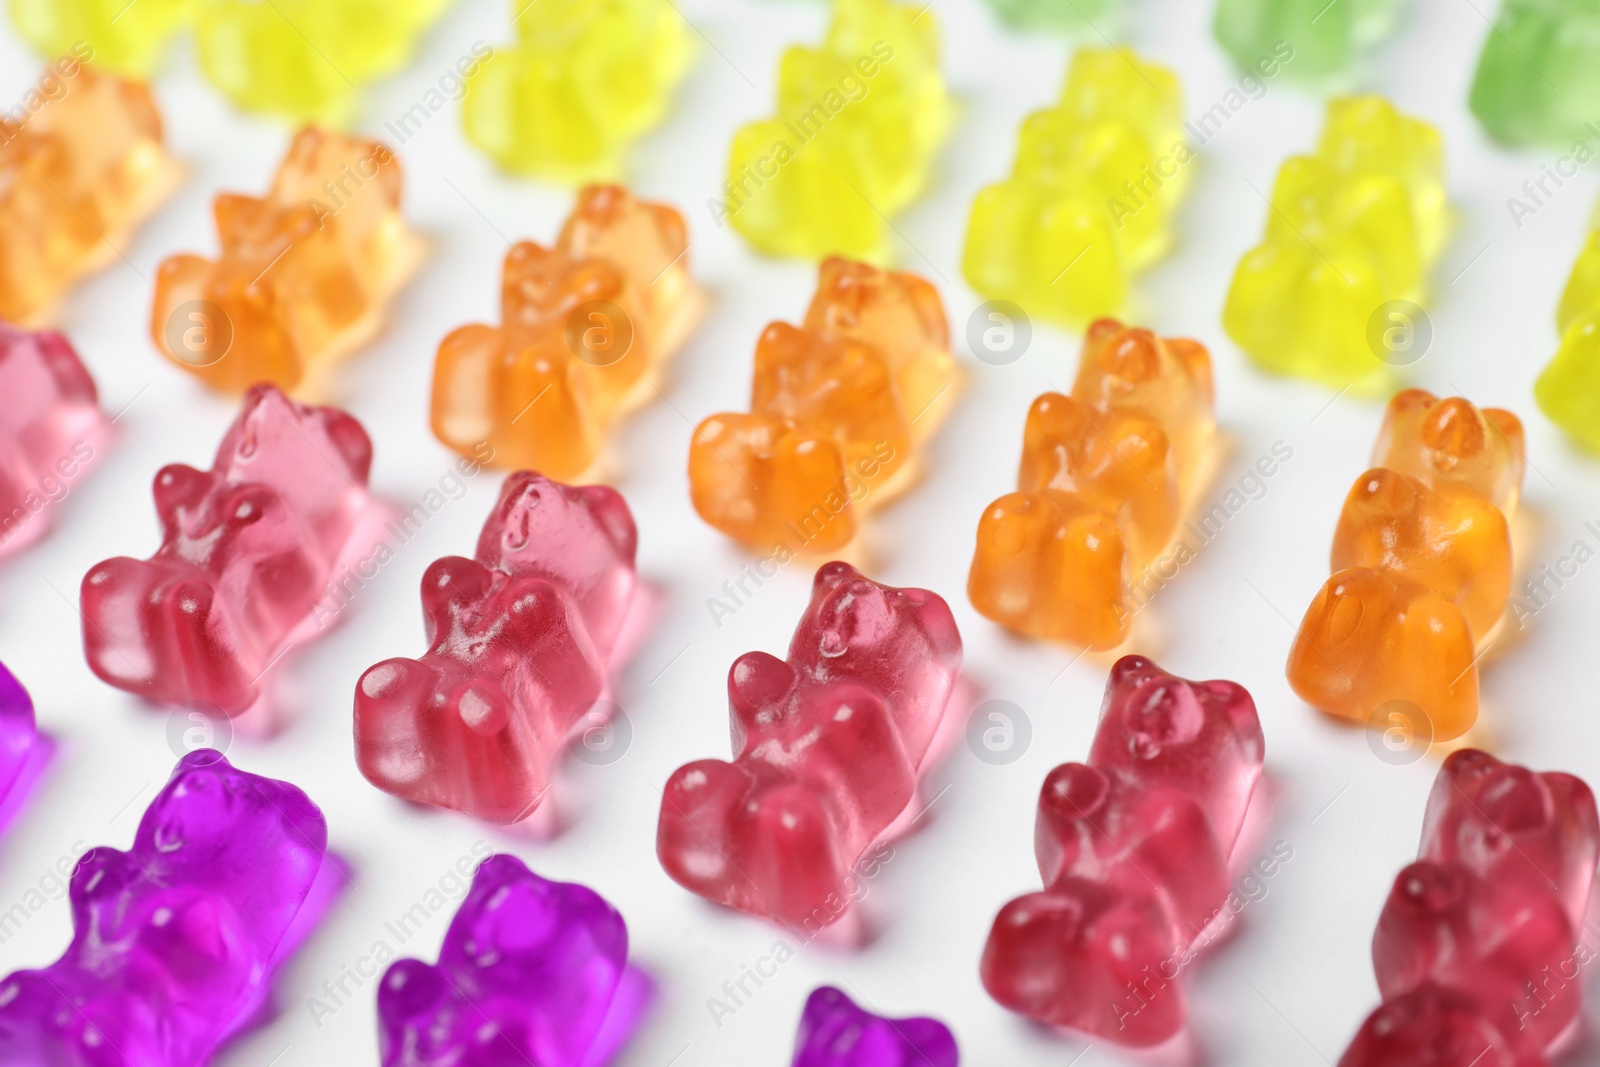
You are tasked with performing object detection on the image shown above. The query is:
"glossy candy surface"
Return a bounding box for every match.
[1469,0,1600,146]
[968,319,1214,649]
[981,656,1264,1045]
[1224,96,1447,389]
[1215,0,1401,80]
[378,854,644,1067]
[81,385,381,718]
[0,662,37,811]
[0,324,107,559]
[463,0,690,182]
[355,471,638,823]
[963,48,1187,324]
[1536,204,1600,450]
[151,127,415,395]
[431,185,702,481]
[0,750,331,1066]
[1287,391,1523,741]
[689,257,953,555]
[0,58,179,323]
[724,0,951,261]
[657,562,961,927]
[790,986,958,1067]
[1338,750,1599,1066]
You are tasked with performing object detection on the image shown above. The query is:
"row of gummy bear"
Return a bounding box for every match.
[0,651,1592,1066]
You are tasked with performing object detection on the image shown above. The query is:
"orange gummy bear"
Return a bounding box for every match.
[688,257,955,556]
[1,60,179,323]
[431,185,703,481]
[1287,390,1524,742]
[151,127,417,395]
[968,319,1215,649]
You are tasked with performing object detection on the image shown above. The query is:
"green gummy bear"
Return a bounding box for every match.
[981,0,1118,31]
[1469,0,1600,145]
[1214,0,1402,80]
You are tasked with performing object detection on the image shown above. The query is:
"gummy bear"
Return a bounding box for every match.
[0,324,107,559]
[1224,95,1449,389]
[723,0,951,262]
[10,0,455,121]
[1469,0,1600,146]
[80,384,383,718]
[355,471,637,824]
[0,749,334,1066]
[150,127,417,396]
[689,257,954,555]
[962,49,1188,325]
[378,854,647,1067]
[790,986,959,1067]
[463,0,691,183]
[1338,749,1599,1067]
[1215,0,1402,81]
[0,662,38,815]
[981,656,1265,1046]
[0,58,181,324]
[981,0,1118,30]
[657,562,961,927]
[1536,202,1600,450]
[968,319,1214,649]
[196,0,456,124]
[1287,391,1523,742]
[431,185,703,481]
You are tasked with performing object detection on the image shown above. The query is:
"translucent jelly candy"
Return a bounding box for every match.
[431,185,703,481]
[721,0,951,262]
[81,385,383,718]
[1469,0,1600,146]
[151,127,417,396]
[1338,750,1599,1067]
[690,257,954,555]
[790,986,959,1067]
[10,0,454,121]
[1215,0,1402,81]
[0,750,334,1065]
[463,0,691,183]
[378,854,646,1067]
[0,324,107,559]
[1536,204,1600,450]
[1224,96,1448,389]
[981,656,1264,1046]
[0,662,37,812]
[968,319,1214,649]
[355,472,637,824]
[1287,391,1523,742]
[657,562,961,927]
[963,49,1188,325]
[981,0,1117,30]
[0,58,180,324]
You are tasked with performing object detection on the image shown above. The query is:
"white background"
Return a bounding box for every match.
[4,0,1600,1063]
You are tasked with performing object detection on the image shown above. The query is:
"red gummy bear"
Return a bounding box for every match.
[1339,750,1600,1067]
[981,656,1264,1047]
[81,385,378,717]
[655,562,961,928]
[354,472,637,824]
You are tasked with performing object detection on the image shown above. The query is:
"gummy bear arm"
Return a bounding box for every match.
[728,651,796,756]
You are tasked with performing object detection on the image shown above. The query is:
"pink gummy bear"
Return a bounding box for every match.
[0,323,107,559]
[981,656,1265,1047]
[80,384,380,717]
[656,562,962,928]
[1340,750,1600,1067]
[354,471,637,824]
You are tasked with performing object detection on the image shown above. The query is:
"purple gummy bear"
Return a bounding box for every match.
[790,986,959,1067]
[0,750,332,1066]
[378,854,645,1067]
[0,661,37,809]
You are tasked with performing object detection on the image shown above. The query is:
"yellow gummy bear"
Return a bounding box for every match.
[196,0,455,124]
[721,0,952,263]
[1536,202,1600,450]
[462,0,692,183]
[962,48,1188,325]
[1224,95,1449,390]
[8,0,200,78]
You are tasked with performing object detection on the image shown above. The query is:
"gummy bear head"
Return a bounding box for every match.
[1338,986,1520,1067]
[215,384,373,489]
[501,241,631,340]
[795,562,961,676]
[804,257,950,359]
[558,185,690,300]
[1372,389,1525,514]
[791,986,958,1067]
[1075,319,1213,413]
